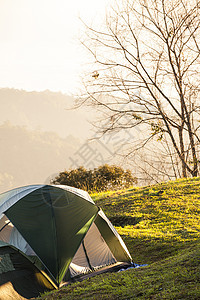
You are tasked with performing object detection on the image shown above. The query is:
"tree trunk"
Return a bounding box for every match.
[178,127,187,178]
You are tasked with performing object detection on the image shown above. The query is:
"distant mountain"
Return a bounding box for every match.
[0,88,135,193]
[0,88,97,192]
[0,88,94,139]
[0,122,81,193]
[0,122,124,193]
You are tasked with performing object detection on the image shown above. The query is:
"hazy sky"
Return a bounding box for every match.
[0,0,112,94]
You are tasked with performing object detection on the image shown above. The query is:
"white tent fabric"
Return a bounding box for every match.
[9,227,35,255]
[83,222,116,268]
[69,262,90,278]
[98,210,131,259]
[69,222,116,278]
[69,242,91,277]
[0,215,13,242]
[54,185,95,204]
[0,214,35,255]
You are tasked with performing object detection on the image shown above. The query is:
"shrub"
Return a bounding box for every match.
[52,164,137,192]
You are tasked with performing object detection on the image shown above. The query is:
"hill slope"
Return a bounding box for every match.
[0,123,81,192]
[39,178,200,299]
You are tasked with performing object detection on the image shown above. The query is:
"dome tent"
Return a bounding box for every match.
[0,184,132,299]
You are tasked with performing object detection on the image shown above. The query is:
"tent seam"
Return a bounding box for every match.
[45,185,60,286]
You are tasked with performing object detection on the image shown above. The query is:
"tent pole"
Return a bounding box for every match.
[82,240,93,271]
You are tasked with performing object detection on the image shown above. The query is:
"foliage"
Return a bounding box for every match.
[52,164,137,192]
[39,177,200,299]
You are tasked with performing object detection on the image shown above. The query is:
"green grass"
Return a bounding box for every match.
[38,177,200,299]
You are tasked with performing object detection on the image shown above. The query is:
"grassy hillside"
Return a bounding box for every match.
[39,178,200,299]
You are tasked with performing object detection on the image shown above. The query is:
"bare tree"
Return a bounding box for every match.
[79,0,200,178]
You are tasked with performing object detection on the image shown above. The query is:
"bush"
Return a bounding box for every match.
[52,164,137,192]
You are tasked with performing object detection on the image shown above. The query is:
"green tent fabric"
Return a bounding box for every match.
[0,184,132,299]
[0,241,56,300]
[5,185,99,283]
